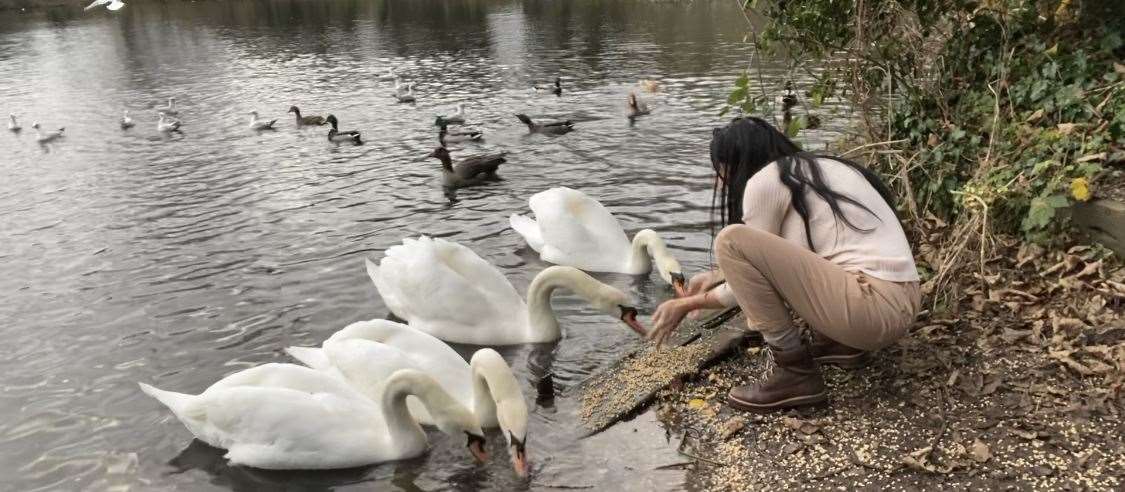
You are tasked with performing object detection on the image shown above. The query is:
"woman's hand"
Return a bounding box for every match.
[684,270,722,297]
[647,297,694,347]
[683,270,723,319]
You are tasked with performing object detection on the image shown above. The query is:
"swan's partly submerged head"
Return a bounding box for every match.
[470,349,530,477]
[584,280,647,337]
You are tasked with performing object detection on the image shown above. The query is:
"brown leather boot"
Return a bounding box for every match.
[809,332,870,369]
[727,345,827,412]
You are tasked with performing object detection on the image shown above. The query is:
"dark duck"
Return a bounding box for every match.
[427,146,507,189]
[325,115,362,144]
[515,114,573,135]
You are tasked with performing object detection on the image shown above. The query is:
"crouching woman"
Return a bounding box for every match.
[649,117,921,412]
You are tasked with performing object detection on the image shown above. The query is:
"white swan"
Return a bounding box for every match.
[379,67,397,81]
[139,363,488,470]
[248,111,277,130]
[510,187,686,295]
[120,110,134,129]
[31,123,64,143]
[285,319,531,475]
[8,114,20,132]
[367,236,647,345]
[157,114,180,133]
[156,97,178,115]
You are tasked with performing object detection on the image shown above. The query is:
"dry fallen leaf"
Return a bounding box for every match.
[970,439,991,463]
[687,398,707,410]
[719,417,746,440]
[781,416,821,435]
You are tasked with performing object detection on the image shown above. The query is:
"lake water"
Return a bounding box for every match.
[0,0,851,490]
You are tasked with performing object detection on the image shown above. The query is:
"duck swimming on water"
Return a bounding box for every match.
[157,114,181,133]
[289,106,326,126]
[627,92,651,121]
[435,104,465,126]
[8,114,20,132]
[120,110,134,129]
[395,84,417,104]
[31,123,64,143]
[534,77,562,97]
[325,115,362,144]
[248,111,277,131]
[438,124,483,146]
[426,146,506,189]
[515,114,573,135]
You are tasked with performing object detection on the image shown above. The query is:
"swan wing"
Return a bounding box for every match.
[325,320,473,409]
[203,363,356,396]
[526,187,632,272]
[371,237,527,344]
[196,386,391,469]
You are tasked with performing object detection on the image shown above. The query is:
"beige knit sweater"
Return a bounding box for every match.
[714,158,919,307]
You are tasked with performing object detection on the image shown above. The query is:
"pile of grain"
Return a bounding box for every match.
[580,342,712,431]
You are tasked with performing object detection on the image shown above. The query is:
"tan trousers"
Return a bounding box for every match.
[715,225,921,351]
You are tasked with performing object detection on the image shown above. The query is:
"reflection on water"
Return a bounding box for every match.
[0,0,851,490]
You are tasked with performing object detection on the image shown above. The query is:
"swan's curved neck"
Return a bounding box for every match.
[470,349,525,434]
[382,371,453,447]
[627,229,680,284]
[525,266,610,340]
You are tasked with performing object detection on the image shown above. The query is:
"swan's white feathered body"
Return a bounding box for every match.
[370,237,528,344]
[286,322,532,475]
[367,236,644,345]
[139,363,484,470]
[509,187,683,287]
[286,319,474,426]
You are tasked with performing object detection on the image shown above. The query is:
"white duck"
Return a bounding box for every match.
[120,110,134,129]
[248,111,277,130]
[379,67,397,81]
[156,97,179,115]
[8,114,20,132]
[509,187,686,295]
[157,114,181,133]
[84,0,124,11]
[285,319,531,476]
[31,123,64,143]
[394,79,416,103]
[139,363,488,470]
[436,104,465,126]
[367,236,647,345]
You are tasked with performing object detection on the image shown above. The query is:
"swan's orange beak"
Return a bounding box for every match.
[671,273,687,298]
[511,445,529,477]
[467,434,489,463]
[619,306,647,337]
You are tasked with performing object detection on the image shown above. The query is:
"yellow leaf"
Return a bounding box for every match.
[688,398,707,410]
[1070,178,1091,202]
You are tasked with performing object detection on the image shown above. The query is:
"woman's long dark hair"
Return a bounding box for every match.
[709,117,897,251]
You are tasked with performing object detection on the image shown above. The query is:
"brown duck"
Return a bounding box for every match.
[426,147,507,188]
[289,106,326,126]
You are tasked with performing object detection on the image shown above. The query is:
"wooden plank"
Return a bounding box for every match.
[576,308,750,437]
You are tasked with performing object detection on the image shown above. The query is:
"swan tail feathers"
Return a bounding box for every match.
[364,258,380,286]
[139,383,204,420]
[509,214,545,252]
[284,346,330,370]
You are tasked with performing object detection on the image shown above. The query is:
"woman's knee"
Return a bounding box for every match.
[715,224,767,261]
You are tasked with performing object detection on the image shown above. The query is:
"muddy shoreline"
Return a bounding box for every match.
[651,240,1124,490]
